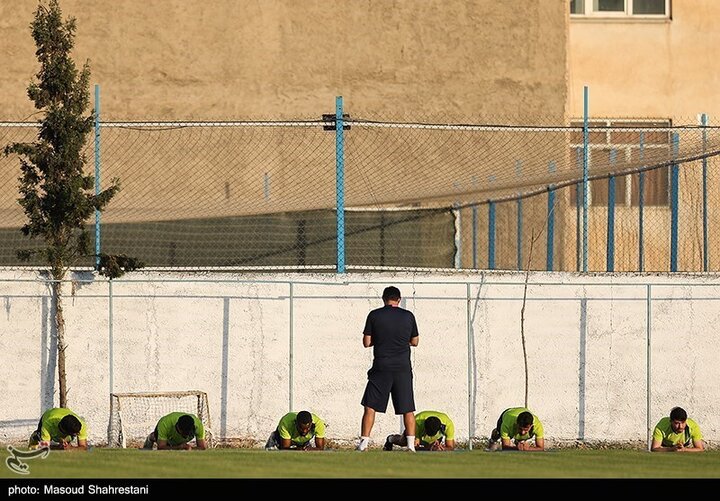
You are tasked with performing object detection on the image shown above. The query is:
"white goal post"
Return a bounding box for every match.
[108,391,213,448]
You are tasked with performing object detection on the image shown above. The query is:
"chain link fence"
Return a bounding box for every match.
[2,113,719,271]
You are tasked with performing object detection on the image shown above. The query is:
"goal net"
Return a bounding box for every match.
[108,391,213,448]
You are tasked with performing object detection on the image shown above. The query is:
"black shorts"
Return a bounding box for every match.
[495,408,509,432]
[361,368,415,414]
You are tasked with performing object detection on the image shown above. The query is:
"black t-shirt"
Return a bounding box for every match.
[363,305,419,371]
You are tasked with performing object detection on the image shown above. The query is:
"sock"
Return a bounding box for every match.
[358,436,370,451]
[406,435,416,451]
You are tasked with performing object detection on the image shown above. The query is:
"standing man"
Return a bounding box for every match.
[650,406,705,452]
[357,286,419,452]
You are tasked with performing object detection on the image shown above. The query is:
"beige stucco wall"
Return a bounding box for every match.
[567,2,720,272]
[1,0,568,121]
[569,1,720,119]
[0,1,569,271]
[0,270,718,447]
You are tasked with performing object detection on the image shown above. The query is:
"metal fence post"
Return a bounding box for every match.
[335,96,346,273]
[94,84,101,269]
[582,86,590,272]
[670,133,680,272]
[638,132,645,272]
[607,150,618,272]
[546,188,555,271]
[702,113,709,271]
[488,202,496,270]
[517,198,523,270]
[646,284,652,450]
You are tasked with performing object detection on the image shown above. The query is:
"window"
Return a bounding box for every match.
[596,0,624,13]
[570,0,585,14]
[570,119,671,207]
[571,0,669,17]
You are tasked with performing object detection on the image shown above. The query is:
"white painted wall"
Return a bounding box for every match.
[1,270,718,448]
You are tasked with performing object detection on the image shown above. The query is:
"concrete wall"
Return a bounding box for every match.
[1,270,718,447]
[1,0,567,121]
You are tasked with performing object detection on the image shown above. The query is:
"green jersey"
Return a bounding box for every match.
[277,412,326,446]
[499,407,544,442]
[653,417,702,447]
[415,410,455,446]
[155,412,205,446]
[38,408,88,442]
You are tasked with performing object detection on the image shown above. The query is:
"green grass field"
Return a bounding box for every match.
[3,448,720,479]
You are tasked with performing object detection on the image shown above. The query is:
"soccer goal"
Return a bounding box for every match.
[108,391,213,448]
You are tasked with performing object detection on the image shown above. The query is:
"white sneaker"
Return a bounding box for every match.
[355,439,369,451]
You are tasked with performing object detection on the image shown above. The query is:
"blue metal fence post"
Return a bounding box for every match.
[575,147,582,272]
[517,198,523,270]
[638,132,645,272]
[547,188,555,271]
[582,86,590,272]
[488,202,496,270]
[515,160,524,270]
[607,149,617,272]
[607,176,616,272]
[454,204,461,269]
[670,133,680,272]
[472,205,478,269]
[702,113,709,271]
[335,96,346,273]
[94,84,101,269]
